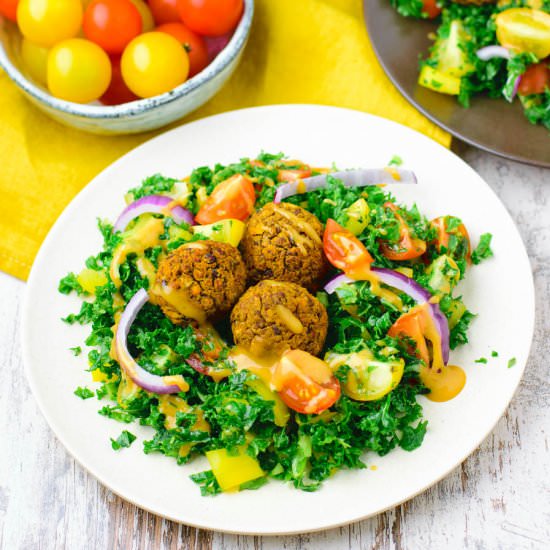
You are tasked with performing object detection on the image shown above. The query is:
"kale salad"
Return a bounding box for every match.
[390,0,550,130]
[60,153,493,495]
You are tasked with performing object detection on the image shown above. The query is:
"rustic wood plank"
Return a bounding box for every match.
[1,147,549,550]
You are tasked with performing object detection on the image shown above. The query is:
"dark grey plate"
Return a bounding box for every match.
[364,0,550,167]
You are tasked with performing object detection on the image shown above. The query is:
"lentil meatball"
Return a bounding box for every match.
[240,202,328,291]
[230,280,328,356]
[152,240,246,325]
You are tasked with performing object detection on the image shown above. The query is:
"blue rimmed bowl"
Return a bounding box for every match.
[0,0,253,135]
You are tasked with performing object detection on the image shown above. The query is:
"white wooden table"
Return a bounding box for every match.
[1,144,549,550]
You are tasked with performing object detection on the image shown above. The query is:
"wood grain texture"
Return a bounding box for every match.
[1,146,549,550]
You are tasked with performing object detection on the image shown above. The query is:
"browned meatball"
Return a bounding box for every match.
[230,280,328,356]
[240,202,328,291]
[152,240,246,324]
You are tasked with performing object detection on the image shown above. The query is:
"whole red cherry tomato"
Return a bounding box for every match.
[156,22,208,77]
[100,56,138,105]
[83,0,142,54]
[0,0,18,21]
[149,0,180,23]
[177,0,243,37]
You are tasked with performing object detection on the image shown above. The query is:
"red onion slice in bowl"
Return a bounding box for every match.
[273,168,417,203]
[115,289,188,394]
[114,195,195,233]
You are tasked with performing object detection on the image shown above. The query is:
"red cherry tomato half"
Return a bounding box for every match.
[0,0,18,21]
[277,168,313,182]
[388,307,431,367]
[195,174,256,225]
[518,61,550,96]
[272,350,341,415]
[149,0,180,24]
[156,22,208,77]
[177,0,243,37]
[323,218,374,277]
[421,0,441,19]
[100,56,138,105]
[83,0,142,54]
[379,202,427,261]
[430,216,471,260]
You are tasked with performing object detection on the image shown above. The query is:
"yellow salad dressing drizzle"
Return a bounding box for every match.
[417,303,466,402]
[109,217,165,287]
[272,204,322,255]
[348,266,403,310]
[151,281,207,324]
[229,346,281,388]
[136,257,157,288]
[383,166,402,181]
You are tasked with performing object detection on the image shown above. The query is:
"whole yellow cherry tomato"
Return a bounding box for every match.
[17,0,83,47]
[495,8,550,59]
[21,38,49,85]
[47,38,111,103]
[121,32,189,98]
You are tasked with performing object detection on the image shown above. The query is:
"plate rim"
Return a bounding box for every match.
[362,0,550,169]
[21,104,536,534]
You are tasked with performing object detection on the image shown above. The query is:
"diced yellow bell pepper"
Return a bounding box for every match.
[193,219,246,248]
[344,198,370,236]
[91,369,109,382]
[418,65,461,96]
[246,378,290,427]
[206,448,264,491]
[77,268,108,294]
[395,267,414,279]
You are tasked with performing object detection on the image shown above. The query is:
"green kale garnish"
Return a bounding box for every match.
[74,386,94,400]
[127,174,179,201]
[471,233,493,264]
[111,430,137,450]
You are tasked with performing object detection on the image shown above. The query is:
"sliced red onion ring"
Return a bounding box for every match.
[273,168,417,203]
[114,195,194,233]
[511,75,522,100]
[115,289,188,394]
[476,46,510,61]
[323,267,450,363]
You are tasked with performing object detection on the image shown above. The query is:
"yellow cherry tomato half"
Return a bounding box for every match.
[47,38,111,103]
[495,8,550,59]
[17,0,83,47]
[121,32,189,98]
[21,38,49,85]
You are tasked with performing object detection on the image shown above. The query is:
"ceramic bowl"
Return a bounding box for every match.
[0,0,253,135]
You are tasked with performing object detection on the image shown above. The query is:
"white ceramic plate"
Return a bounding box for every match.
[22,105,535,535]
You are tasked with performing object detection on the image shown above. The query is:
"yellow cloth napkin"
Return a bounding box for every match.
[0,0,449,280]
